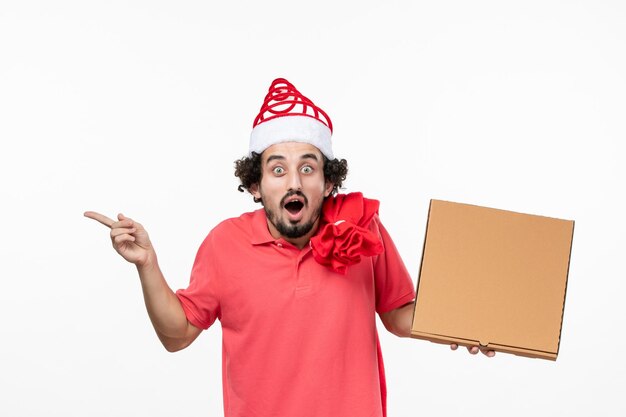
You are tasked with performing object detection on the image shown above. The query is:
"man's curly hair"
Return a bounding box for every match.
[234,152,348,203]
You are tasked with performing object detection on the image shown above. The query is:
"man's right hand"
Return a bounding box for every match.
[84,211,201,351]
[84,211,154,267]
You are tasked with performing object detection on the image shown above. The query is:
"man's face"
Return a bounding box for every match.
[251,142,333,247]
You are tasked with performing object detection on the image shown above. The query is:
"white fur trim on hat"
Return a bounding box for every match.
[249,115,334,159]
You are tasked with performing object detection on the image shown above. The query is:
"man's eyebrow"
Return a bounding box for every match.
[265,155,285,163]
[265,153,319,164]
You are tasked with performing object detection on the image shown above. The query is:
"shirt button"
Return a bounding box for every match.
[276,243,283,248]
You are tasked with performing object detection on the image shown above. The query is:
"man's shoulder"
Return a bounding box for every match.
[206,209,265,241]
[192,210,266,262]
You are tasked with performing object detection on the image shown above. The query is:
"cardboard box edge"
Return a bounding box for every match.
[410,199,434,333]
[555,219,575,357]
[409,330,557,361]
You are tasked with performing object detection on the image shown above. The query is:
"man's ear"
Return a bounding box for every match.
[324,181,334,198]
[250,183,261,200]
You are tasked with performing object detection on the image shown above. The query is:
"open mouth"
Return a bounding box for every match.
[284,200,304,215]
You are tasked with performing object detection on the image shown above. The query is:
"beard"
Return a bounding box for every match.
[263,192,323,239]
[271,216,316,238]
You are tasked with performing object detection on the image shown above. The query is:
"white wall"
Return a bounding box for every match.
[1,1,624,415]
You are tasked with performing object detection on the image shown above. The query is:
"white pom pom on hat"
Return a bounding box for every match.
[249,78,334,159]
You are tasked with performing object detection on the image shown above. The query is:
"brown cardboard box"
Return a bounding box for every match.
[411,200,574,360]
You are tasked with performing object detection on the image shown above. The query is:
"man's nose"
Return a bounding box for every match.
[287,171,302,191]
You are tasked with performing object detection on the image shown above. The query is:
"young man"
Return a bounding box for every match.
[85,78,493,417]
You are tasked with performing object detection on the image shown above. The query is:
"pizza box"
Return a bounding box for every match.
[411,200,574,360]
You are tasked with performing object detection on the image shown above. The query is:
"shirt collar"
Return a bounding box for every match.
[250,209,278,245]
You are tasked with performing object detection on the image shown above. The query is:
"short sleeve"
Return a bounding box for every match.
[175,231,221,330]
[372,216,416,314]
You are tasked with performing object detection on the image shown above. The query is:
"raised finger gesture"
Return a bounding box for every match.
[84,211,154,266]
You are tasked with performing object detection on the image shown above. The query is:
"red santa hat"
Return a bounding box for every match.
[249,78,334,159]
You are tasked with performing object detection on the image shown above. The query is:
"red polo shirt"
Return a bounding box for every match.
[176,209,415,417]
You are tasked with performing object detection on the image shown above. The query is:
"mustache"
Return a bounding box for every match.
[280,190,308,207]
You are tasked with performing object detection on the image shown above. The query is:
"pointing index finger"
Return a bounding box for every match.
[84,211,115,228]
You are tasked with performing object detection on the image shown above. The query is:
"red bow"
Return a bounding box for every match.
[310,193,384,274]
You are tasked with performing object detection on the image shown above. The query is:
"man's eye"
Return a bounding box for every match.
[301,166,313,174]
[273,167,285,175]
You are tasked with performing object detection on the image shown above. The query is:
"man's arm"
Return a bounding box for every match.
[136,256,203,352]
[85,211,201,352]
[379,301,414,338]
[379,301,496,357]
